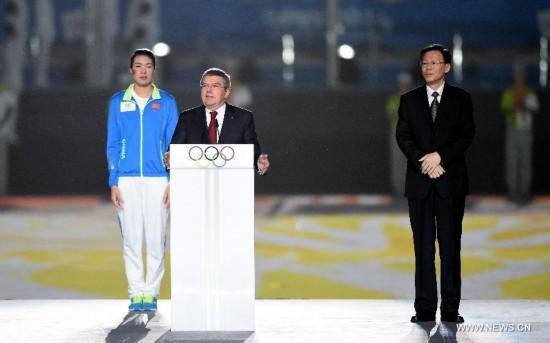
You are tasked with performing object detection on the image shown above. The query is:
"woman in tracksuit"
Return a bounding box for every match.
[106,48,178,311]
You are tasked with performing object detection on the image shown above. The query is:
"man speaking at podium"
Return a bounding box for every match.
[164,67,270,174]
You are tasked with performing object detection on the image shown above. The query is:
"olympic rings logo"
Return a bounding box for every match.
[188,145,235,168]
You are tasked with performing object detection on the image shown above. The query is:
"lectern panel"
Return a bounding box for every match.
[170,144,255,332]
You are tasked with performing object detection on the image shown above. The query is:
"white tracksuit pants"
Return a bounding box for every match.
[117,176,169,298]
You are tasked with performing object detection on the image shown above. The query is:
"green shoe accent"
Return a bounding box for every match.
[128,295,143,311]
[142,295,157,311]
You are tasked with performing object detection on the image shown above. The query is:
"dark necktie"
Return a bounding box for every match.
[208,111,218,144]
[431,92,439,122]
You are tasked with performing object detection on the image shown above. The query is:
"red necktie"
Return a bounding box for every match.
[208,111,218,144]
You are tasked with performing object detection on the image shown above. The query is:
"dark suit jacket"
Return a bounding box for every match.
[170,103,262,164]
[395,84,475,199]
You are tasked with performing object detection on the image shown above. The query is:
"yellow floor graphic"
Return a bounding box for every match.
[1,197,549,300]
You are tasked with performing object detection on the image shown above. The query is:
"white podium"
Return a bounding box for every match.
[169,144,255,332]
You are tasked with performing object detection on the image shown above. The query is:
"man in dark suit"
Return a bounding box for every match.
[396,44,475,323]
[164,68,270,175]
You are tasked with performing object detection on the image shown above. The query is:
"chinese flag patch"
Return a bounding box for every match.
[152,103,161,110]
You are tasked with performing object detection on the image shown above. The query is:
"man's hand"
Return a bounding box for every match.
[163,185,170,208]
[111,185,123,210]
[164,151,170,169]
[419,152,441,175]
[257,154,270,175]
[428,165,445,179]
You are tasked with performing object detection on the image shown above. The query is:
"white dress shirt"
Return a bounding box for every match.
[205,103,226,141]
[426,83,445,106]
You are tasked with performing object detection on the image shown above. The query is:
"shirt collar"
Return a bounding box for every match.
[123,83,160,101]
[205,103,227,126]
[426,82,445,99]
[205,103,226,118]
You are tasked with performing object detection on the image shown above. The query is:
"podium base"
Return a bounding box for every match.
[158,330,254,342]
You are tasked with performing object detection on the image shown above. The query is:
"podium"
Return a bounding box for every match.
[169,144,255,332]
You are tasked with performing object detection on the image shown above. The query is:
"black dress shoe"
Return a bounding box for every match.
[411,313,436,322]
[441,313,465,323]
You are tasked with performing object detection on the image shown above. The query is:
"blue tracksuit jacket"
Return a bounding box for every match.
[106,84,178,187]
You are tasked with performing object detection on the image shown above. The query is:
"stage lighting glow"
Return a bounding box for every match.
[338,45,355,60]
[153,42,171,57]
[282,34,295,65]
[453,34,463,83]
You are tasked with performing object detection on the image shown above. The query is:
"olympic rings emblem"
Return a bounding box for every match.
[188,145,235,168]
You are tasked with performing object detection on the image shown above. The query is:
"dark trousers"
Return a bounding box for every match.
[408,188,465,315]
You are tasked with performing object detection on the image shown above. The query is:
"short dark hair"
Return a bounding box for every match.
[201,68,231,89]
[420,44,452,64]
[130,48,156,68]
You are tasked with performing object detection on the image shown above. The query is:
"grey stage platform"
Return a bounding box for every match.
[1,299,548,342]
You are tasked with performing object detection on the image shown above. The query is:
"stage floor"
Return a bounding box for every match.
[1,195,549,300]
[1,195,549,342]
[1,299,549,342]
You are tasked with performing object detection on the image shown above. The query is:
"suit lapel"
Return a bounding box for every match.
[218,104,235,143]
[195,105,209,144]
[434,84,453,124]
[419,85,433,125]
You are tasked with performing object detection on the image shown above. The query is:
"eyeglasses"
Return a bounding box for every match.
[420,61,447,68]
[200,83,225,90]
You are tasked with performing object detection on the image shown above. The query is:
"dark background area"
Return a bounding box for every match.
[9,89,550,196]
[2,0,550,197]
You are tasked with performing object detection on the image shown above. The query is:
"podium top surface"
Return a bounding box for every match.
[170,144,254,170]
